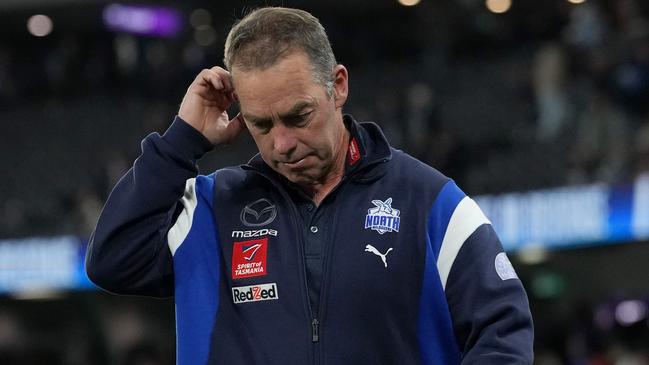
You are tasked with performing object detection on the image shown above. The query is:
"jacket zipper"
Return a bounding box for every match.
[243,165,368,364]
[283,190,321,364]
[247,171,321,362]
[310,182,345,361]
[312,318,320,342]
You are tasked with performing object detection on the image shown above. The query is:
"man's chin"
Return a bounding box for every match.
[285,173,315,185]
[281,169,319,186]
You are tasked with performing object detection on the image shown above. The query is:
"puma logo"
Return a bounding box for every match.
[365,244,393,268]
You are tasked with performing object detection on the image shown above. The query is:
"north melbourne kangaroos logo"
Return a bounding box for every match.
[365,198,400,234]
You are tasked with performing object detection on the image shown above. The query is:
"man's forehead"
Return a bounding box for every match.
[233,69,308,103]
[230,49,312,76]
[231,52,319,89]
[241,98,318,122]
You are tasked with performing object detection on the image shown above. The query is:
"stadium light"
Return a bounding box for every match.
[103,3,182,37]
[398,0,421,7]
[615,300,647,326]
[486,0,512,14]
[517,245,548,265]
[27,14,53,37]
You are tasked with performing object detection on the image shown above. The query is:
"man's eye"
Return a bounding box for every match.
[287,112,312,126]
[253,122,272,134]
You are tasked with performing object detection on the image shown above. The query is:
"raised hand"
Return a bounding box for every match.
[178,66,246,146]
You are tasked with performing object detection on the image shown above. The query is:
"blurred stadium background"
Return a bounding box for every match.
[1,0,649,363]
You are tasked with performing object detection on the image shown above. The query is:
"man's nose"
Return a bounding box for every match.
[272,125,298,156]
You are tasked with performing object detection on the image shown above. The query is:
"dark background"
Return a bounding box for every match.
[1,0,649,364]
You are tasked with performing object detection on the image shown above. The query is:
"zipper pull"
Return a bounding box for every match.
[311,318,320,343]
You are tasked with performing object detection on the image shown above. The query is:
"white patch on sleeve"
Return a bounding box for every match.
[494,252,518,281]
[167,178,198,256]
[437,197,491,290]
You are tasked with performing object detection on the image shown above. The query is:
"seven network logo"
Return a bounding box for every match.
[365,198,400,234]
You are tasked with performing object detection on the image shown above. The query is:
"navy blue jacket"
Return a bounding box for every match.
[86,115,534,365]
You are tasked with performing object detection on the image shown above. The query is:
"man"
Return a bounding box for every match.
[86,7,534,365]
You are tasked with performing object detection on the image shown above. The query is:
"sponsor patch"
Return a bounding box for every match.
[494,252,518,281]
[365,198,400,234]
[364,244,393,268]
[348,137,361,165]
[231,229,278,238]
[232,283,279,304]
[240,199,277,227]
[232,238,268,279]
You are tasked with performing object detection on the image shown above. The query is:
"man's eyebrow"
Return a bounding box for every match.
[280,100,316,119]
[243,114,272,126]
[243,100,317,125]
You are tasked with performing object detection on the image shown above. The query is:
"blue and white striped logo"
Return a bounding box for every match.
[364,198,401,234]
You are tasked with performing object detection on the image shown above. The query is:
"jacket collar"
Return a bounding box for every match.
[244,114,392,184]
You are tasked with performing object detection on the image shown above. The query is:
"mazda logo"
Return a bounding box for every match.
[240,198,277,227]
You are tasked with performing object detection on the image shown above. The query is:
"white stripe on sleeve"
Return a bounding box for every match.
[436,197,491,290]
[167,178,198,256]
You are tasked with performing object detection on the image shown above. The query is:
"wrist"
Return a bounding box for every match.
[162,116,214,160]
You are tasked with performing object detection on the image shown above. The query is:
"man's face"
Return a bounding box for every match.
[233,52,348,186]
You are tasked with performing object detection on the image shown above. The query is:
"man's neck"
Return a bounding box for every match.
[300,130,350,206]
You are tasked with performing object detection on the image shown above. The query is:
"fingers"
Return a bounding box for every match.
[196,67,233,93]
[191,68,238,108]
[179,67,242,145]
[210,67,234,91]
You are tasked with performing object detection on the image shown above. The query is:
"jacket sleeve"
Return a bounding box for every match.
[85,116,213,297]
[444,216,534,364]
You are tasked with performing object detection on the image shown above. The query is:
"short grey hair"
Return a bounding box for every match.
[224,7,337,95]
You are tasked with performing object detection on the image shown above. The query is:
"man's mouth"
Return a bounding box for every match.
[282,157,308,169]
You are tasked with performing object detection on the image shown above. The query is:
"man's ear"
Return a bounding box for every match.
[332,64,348,109]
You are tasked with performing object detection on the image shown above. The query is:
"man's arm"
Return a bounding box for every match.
[445,224,534,364]
[85,67,245,296]
[85,118,213,296]
[428,180,533,363]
